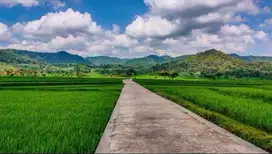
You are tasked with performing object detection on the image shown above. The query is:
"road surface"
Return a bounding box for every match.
[95,79,266,153]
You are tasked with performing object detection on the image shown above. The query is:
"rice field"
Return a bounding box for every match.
[0,77,123,153]
[135,78,272,152]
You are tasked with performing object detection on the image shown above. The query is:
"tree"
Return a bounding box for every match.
[170,72,179,79]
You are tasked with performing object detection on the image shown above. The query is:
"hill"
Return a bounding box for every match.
[154,49,244,73]
[0,49,38,64]
[0,49,88,64]
[153,49,272,79]
[124,55,173,66]
[86,56,127,65]
[230,54,272,62]
[184,49,245,72]
[86,55,173,66]
[14,50,87,64]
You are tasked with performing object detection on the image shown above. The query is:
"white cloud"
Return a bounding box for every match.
[254,31,268,41]
[48,35,87,50]
[1,1,271,58]
[12,8,102,41]
[220,24,253,36]
[126,16,176,38]
[0,0,38,7]
[126,0,260,39]
[0,22,12,41]
[110,34,138,48]
[264,6,271,13]
[156,24,269,56]
[0,22,8,36]
[51,0,65,9]
[260,18,272,28]
[0,0,65,8]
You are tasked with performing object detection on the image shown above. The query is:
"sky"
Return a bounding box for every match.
[0,0,271,58]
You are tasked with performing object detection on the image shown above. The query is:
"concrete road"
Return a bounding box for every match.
[95,79,266,153]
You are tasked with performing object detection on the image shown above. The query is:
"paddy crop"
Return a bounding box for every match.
[0,77,122,153]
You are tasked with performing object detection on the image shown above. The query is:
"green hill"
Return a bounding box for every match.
[86,55,173,66]
[0,49,38,64]
[125,55,173,66]
[14,50,87,64]
[0,62,17,71]
[230,54,272,62]
[153,49,272,79]
[183,49,245,72]
[154,49,244,73]
[86,56,127,65]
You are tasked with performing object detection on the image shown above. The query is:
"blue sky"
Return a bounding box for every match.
[0,0,271,57]
[0,0,147,31]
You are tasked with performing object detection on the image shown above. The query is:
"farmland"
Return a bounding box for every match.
[0,77,123,153]
[135,79,272,152]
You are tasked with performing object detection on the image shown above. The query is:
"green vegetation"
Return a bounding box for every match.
[1,49,272,79]
[230,53,272,62]
[86,56,127,65]
[0,77,123,153]
[153,49,272,79]
[0,49,87,64]
[135,78,272,152]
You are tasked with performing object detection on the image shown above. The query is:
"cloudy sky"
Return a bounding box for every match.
[0,0,271,57]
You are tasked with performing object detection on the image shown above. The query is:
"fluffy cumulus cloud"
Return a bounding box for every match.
[126,0,260,38]
[0,0,65,8]
[0,0,39,7]
[11,8,102,42]
[124,0,270,56]
[1,0,272,57]
[0,22,12,42]
[260,18,272,28]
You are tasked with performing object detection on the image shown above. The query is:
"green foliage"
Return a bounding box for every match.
[1,48,272,79]
[0,77,122,152]
[86,56,127,65]
[124,55,173,66]
[153,49,272,79]
[135,78,272,152]
[210,87,272,103]
[0,49,88,64]
[0,49,38,64]
[230,53,272,62]
[86,55,172,66]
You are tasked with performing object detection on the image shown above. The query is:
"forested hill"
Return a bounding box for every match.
[0,48,271,68]
[124,55,173,66]
[0,49,88,64]
[86,56,127,65]
[0,49,172,66]
[14,50,87,64]
[86,55,173,66]
[153,49,272,78]
[230,54,272,62]
[0,49,39,64]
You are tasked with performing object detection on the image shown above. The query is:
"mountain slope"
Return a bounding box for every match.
[86,55,173,66]
[0,49,38,64]
[86,56,127,65]
[230,54,272,62]
[153,49,246,73]
[14,50,87,64]
[125,55,173,66]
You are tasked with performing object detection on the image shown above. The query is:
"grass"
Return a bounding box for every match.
[0,77,123,153]
[0,76,123,86]
[135,78,272,152]
[0,62,16,71]
[210,87,272,103]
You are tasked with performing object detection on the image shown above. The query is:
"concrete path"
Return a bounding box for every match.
[95,79,266,153]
